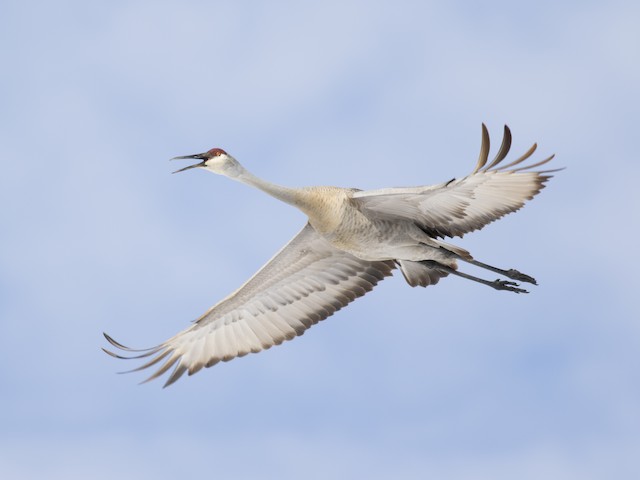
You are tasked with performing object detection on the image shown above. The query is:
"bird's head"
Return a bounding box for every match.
[172,148,243,177]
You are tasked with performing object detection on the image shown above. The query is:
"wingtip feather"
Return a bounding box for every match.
[472,123,491,174]
[483,125,512,171]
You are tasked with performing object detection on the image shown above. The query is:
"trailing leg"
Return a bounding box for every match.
[438,252,537,285]
[421,260,529,294]
[432,240,537,285]
[466,259,537,284]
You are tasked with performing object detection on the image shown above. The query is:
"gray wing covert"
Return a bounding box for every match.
[353,125,558,238]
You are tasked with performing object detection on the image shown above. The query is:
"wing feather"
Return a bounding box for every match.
[104,223,395,386]
[353,125,558,238]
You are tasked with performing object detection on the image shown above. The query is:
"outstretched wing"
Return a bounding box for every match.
[104,223,395,387]
[353,124,559,238]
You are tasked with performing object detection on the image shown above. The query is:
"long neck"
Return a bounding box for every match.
[233,167,305,208]
[227,161,344,235]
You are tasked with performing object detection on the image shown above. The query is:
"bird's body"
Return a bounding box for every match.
[104,125,558,386]
[299,186,419,259]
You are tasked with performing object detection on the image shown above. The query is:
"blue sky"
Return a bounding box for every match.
[1,1,639,478]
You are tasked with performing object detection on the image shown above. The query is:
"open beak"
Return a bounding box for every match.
[171,153,207,174]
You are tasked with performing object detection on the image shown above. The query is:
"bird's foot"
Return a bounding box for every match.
[491,279,528,294]
[505,269,537,285]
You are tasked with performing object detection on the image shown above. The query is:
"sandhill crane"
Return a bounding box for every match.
[104,124,557,387]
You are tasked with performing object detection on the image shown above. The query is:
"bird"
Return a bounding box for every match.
[104,124,558,387]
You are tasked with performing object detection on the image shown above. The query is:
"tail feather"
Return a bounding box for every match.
[397,260,450,288]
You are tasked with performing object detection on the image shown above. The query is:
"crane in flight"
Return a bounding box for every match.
[104,124,558,387]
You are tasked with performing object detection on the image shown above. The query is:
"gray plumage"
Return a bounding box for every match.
[104,124,558,386]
